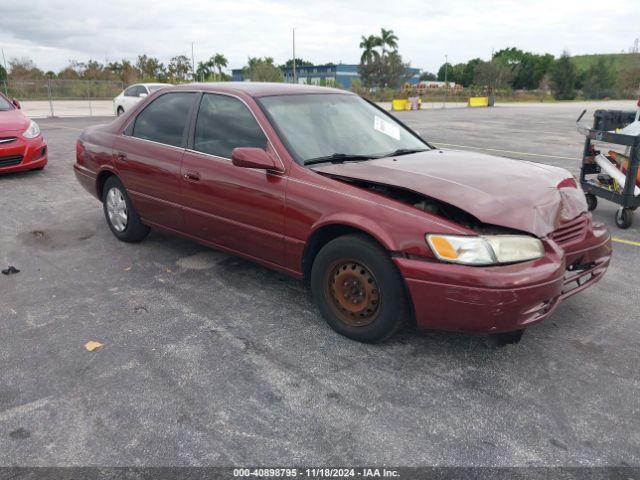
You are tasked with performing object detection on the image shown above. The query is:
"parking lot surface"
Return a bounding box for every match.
[1,102,639,466]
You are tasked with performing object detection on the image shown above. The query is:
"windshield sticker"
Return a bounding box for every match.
[374,116,401,141]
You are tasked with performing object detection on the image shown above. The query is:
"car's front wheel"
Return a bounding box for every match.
[116,106,124,116]
[102,176,149,242]
[310,234,408,343]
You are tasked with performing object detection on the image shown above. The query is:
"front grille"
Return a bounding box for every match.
[0,155,24,167]
[549,215,588,247]
[0,137,17,145]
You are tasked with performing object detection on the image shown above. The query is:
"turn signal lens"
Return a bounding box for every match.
[426,235,496,265]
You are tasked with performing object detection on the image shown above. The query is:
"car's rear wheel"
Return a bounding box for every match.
[102,176,149,242]
[116,106,124,116]
[310,234,408,343]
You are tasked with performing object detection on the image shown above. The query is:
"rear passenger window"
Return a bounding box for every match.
[132,92,195,147]
[194,93,267,158]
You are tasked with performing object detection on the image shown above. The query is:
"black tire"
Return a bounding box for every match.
[615,207,633,229]
[102,176,150,242]
[585,193,597,211]
[310,234,408,343]
[117,106,124,116]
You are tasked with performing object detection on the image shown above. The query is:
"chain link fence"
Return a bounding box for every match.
[1,78,125,117]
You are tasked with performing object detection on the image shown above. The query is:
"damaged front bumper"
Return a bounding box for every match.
[394,220,612,333]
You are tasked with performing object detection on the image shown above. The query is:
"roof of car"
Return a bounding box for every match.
[170,82,352,98]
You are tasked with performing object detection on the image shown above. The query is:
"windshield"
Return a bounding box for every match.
[0,96,13,111]
[258,94,429,164]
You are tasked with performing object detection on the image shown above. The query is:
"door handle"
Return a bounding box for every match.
[183,170,201,182]
[116,152,127,162]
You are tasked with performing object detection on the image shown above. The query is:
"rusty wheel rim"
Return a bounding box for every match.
[325,260,381,327]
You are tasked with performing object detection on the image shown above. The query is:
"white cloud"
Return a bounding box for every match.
[1,0,638,73]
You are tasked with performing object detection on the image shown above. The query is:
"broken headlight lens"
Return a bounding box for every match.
[426,234,544,266]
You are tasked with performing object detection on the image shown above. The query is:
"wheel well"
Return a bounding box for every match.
[96,170,116,199]
[302,224,387,285]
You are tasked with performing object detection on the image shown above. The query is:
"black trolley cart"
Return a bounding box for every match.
[578,109,640,229]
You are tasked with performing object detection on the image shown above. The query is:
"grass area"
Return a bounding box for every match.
[571,53,639,72]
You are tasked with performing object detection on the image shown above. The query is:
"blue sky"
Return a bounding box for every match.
[1,0,638,74]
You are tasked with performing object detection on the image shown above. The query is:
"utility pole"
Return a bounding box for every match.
[443,54,448,109]
[191,42,196,81]
[292,28,297,84]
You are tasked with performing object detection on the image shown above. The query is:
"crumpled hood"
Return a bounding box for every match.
[312,149,587,237]
[0,109,29,133]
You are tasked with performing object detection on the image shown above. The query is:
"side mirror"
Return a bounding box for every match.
[139,93,148,98]
[12,99,21,109]
[231,147,282,172]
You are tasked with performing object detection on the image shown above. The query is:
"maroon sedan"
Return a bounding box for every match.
[0,93,47,173]
[74,83,611,343]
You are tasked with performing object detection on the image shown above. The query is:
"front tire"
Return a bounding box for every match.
[116,106,124,116]
[310,234,408,343]
[102,176,149,242]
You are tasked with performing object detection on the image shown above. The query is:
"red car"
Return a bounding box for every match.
[74,83,611,343]
[0,93,47,173]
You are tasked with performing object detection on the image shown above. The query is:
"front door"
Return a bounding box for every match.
[113,91,197,231]
[180,93,286,266]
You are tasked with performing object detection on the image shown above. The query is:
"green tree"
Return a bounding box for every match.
[0,64,8,81]
[461,58,482,87]
[280,58,314,69]
[436,62,451,82]
[473,60,514,89]
[8,58,45,79]
[359,51,411,89]
[379,28,398,54]
[167,55,192,83]
[212,53,228,77]
[137,55,165,81]
[419,71,436,81]
[358,28,408,88]
[551,51,577,100]
[242,57,283,82]
[492,47,554,90]
[582,57,615,99]
[359,35,381,64]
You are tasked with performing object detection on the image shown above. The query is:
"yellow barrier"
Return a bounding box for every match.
[468,96,489,107]
[392,99,407,111]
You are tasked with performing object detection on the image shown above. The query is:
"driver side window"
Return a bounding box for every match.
[193,93,267,159]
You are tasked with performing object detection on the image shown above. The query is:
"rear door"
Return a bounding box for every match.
[180,92,286,266]
[113,91,197,231]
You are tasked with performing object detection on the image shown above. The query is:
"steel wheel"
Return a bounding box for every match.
[325,259,381,327]
[106,187,128,232]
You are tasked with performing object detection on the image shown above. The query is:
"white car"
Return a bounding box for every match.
[113,83,170,116]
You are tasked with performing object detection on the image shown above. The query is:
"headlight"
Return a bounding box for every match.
[23,120,40,139]
[426,234,544,266]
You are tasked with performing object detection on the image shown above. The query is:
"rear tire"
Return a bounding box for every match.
[102,176,149,243]
[310,234,408,343]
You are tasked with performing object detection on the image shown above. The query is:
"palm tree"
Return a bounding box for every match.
[379,28,398,55]
[212,53,228,77]
[359,35,381,64]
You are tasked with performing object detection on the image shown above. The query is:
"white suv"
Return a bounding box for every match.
[113,83,170,116]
